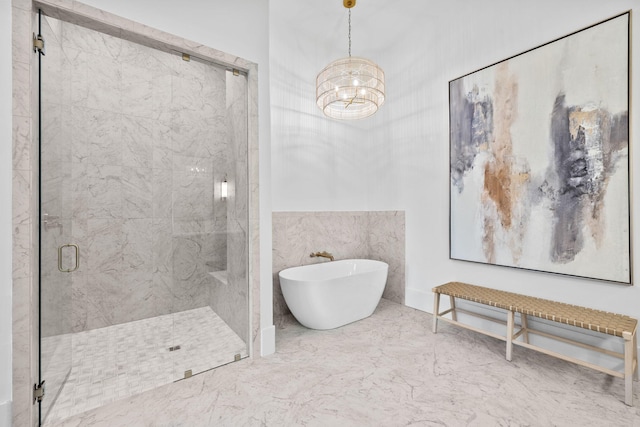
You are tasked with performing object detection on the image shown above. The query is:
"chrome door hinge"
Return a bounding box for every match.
[33,33,45,56]
[33,380,45,404]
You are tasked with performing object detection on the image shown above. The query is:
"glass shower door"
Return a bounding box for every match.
[168,63,250,380]
[38,10,74,424]
[36,11,252,424]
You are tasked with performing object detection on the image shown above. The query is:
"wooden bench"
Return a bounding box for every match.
[432,281,638,406]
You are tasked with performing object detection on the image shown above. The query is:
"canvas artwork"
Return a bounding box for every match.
[449,13,630,284]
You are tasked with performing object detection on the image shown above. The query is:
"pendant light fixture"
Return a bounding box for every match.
[316,0,385,120]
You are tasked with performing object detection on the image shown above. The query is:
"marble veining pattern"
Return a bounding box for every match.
[12,0,261,424]
[39,14,247,332]
[44,306,247,426]
[272,211,405,317]
[53,299,640,426]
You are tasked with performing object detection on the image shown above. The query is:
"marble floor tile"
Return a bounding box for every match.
[52,299,640,426]
[44,307,247,426]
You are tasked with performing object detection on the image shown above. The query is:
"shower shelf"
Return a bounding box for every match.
[209,270,228,286]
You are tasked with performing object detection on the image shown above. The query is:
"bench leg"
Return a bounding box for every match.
[432,292,440,333]
[506,310,514,362]
[634,332,638,382]
[521,313,529,344]
[624,331,634,406]
[449,296,457,321]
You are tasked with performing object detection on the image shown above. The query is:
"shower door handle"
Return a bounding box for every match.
[58,243,79,273]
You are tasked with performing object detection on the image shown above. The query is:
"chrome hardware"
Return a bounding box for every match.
[58,243,79,273]
[310,251,334,261]
[169,345,181,352]
[33,381,45,404]
[33,33,45,55]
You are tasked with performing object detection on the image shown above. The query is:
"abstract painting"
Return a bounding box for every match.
[449,13,630,284]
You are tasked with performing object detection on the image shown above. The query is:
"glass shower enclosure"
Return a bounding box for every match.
[37,11,250,425]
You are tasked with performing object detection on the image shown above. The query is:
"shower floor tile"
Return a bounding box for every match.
[44,307,247,425]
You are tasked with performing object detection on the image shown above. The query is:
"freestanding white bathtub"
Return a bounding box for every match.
[279,259,388,330]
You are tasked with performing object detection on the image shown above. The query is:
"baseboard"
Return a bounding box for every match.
[0,400,11,427]
[405,287,438,313]
[260,325,275,356]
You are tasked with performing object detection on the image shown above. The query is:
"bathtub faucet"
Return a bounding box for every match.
[310,251,334,261]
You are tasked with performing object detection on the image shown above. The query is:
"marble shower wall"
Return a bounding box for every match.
[41,17,233,331]
[206,72,249,344]
[272,211,405,316]
[11,2,38,424]
[12,1,261,425]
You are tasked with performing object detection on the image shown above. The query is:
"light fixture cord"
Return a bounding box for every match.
[348,9,351,57]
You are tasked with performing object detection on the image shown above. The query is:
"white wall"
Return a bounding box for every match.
[78,0,274,354]
[270,1,377,212]
[270,0,640,325]
[1,0,13,422]
[381,0,640,316]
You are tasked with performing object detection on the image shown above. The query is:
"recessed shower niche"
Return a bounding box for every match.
[36,10,252,425]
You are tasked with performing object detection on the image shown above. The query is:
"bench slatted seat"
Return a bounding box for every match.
[432,281,638,406]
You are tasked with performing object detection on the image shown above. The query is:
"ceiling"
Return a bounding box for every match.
[272,0,442,57]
